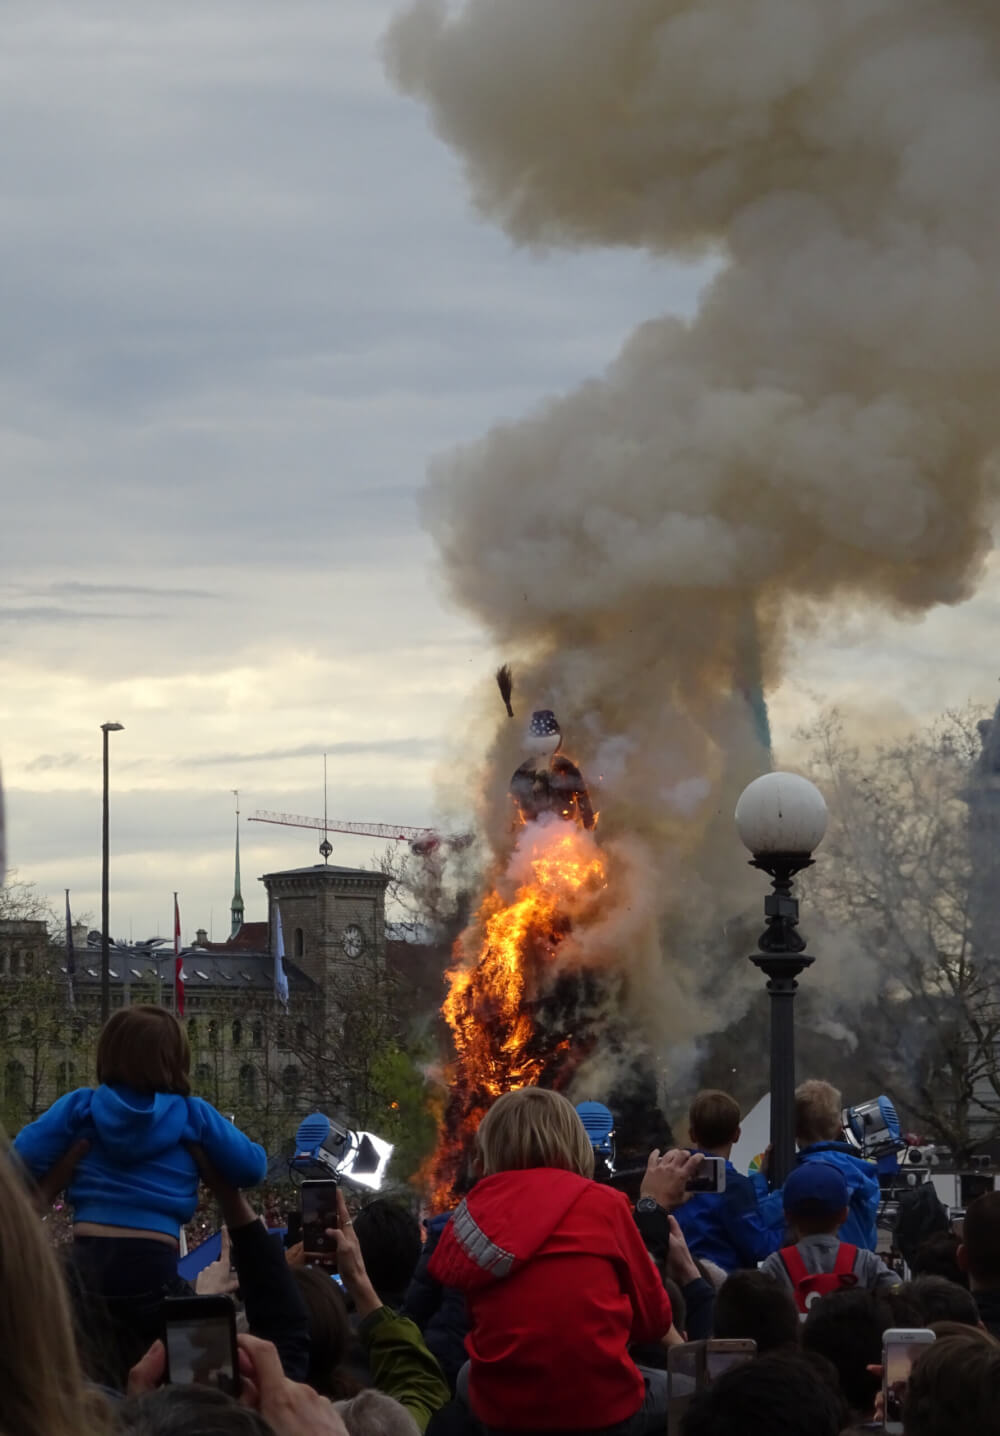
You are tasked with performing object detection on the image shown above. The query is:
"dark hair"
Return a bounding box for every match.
[903,1331,1000,1436]
[352,1200,422,1302]
[681,1351,848,1436]
[688,1091,741,1149]
[291,1266,358,1400]
[901,1275,980,1328]
[116,1386,272,1435]
[96,1005,191,1096]
[911,1232,967,1287]
[962,1192,1000,1287]
[714,1270,800,1353]
[802,1287,922,1416]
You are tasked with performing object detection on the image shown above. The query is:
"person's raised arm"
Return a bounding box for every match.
[186,1100,267,1189]
[11,1091,92,1182]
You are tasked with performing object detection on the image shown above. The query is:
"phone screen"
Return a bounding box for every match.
[668,1345,701,1397]
[705,1348,754,1380]
[884,1340,929,1424]
[687,1158,725,1194]
[164,1314,238,1395]
[302,1180,340,1255]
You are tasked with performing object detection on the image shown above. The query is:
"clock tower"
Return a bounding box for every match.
[261,861,389,999]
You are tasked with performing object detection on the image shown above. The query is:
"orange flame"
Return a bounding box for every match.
[429,818,607,1208]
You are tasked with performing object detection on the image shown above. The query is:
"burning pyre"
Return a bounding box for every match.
[429,811,609,1207]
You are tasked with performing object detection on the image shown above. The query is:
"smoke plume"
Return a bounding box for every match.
[385,1,1000,1069]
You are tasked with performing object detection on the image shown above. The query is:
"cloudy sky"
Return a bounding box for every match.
[2,1,998,940]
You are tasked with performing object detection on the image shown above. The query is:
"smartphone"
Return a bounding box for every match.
[667,1341,705,1436]
[162,1295,240,1397]
[705,1338,756,1380]
[301,1178,340,1256]
[687,1156,726,1193]
[882,1328,935,1433]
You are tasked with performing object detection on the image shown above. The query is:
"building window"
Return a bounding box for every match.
[194,1063,213,1092]
[251,1021,263,1050]
[295,1021,308,1049]
[56,1061,75,1095]
[5,1060,25,1106]
[281,1065,301,1110]
[239,1065,257,1103]
[208,1020,219,1048]
[19,1016,31,1043]
[232,1019,242,1048]
[187,1018,198,1045]
[294,928,304,958]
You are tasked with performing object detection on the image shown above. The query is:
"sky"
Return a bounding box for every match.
[2,1,999,941]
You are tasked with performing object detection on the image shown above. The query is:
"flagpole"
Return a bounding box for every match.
[174,891,185,1019]
[65,889,75,1009]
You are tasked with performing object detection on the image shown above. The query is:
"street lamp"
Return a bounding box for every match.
[101,721,125,1025]
[735,771,828,1187]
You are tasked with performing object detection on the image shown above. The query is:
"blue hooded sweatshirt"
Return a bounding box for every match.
[796,1141,881,1251]
[673,1157,787,1274]
[13,1085,267,1239]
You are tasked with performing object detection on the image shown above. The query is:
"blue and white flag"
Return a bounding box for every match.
[274,905,289,1010]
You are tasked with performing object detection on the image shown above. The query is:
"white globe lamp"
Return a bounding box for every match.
[735,772,828,860]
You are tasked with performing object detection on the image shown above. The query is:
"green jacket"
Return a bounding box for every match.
[359,1305,451,1433]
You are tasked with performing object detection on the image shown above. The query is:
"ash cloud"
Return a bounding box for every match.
[385,0,1000,1069]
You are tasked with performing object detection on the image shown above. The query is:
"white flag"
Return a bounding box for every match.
[274,905,289,1010]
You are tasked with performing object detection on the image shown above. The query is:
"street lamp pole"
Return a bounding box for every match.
[736,773,827,1188]
[100,722,125,1025]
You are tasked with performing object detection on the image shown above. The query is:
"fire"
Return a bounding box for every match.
[429,817,607,1208]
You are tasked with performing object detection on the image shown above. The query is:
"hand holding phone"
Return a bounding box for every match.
[301,1179,340,1258]
[686,1156,726,1193]
[882,1328,935,1433]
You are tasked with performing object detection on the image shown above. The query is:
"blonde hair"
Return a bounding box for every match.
[795,1079,843,1144]
[1,1141,108,1436]
[476,1087,595,1179]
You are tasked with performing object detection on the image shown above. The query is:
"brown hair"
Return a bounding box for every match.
[794,1080,842,1145]
[688,1090,741,1149]
[903,1332,1000,1436]
[961,1191,1000,1287]
[96,1004,191,1096]
[1,1139,109,1436]
[476,1087,595,1179]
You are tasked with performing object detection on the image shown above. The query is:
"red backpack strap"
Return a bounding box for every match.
[779,1244,809,1286]
[833,1243,858,1277]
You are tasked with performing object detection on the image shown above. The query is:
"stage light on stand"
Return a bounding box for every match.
[292,1112,394,1192]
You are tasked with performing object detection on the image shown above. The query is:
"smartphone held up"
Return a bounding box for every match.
[882,1328,935,1434]
[301,1178,341,1257]
[686,1156,726,1194]
[162,1295,240,1397]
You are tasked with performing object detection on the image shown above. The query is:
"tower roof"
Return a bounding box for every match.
[978,697,1000,777]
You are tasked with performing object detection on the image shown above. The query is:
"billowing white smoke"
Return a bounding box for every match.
[384,0,1000,1067]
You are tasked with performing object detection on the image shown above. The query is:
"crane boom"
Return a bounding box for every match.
[250,810,434,842]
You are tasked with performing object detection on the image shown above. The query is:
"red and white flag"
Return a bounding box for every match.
[174,891,185,1017]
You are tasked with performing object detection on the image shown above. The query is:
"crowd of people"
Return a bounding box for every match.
[5,1003,1000,1435]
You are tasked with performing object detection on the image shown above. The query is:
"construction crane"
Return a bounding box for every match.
[249,810,474,860]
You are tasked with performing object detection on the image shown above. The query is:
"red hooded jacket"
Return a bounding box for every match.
[428,1168,671,1431]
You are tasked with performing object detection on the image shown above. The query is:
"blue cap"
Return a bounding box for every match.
[783,1161,849,1216]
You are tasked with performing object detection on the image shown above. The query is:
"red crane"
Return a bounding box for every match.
[249,810,473,858]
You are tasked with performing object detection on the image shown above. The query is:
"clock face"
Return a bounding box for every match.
[342,924,365,959]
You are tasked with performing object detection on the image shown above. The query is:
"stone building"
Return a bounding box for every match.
[0,849,390,1151]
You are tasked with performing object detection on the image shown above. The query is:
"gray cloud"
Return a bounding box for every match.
[188,738,443,766]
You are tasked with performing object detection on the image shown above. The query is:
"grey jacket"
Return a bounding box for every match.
[760,1234,898,1296]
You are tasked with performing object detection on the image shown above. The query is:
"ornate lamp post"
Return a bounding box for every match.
[100,721,125,1025]
[735,772,828,1187]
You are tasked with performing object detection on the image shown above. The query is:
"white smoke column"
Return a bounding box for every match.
[385,0,1000,1055]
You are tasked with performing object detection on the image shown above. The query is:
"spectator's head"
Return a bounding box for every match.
[912,1231,967,1287]
[1,1142,107,1436]
[291,1267,357,1400]
[902,1274,980,1328]
[335,1390,420,1436]
[116,1386,275,1435]
[713,1270,800,1353]
[903,1330,1000,1436]
[688,1091,741,1154]
[680,1351,848,1436]
[352,1200,422,1302]
[959,1192,1000,1290]
[794,1080,842,1146]
[476,1087,595,1178]
[802,1287,921,1417]
[96,1003,191,1096]
[782,1162,849,1238]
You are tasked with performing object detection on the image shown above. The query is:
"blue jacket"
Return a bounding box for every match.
[797,1142,881,1251]
[13,1084,267,1238]
[674,1156,786,1273]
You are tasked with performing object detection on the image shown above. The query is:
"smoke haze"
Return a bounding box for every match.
[385,0,1000,1069]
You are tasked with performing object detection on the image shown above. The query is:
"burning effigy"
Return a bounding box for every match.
[428,670,614,1206]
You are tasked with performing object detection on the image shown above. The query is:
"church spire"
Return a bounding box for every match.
[231,790,244,939]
